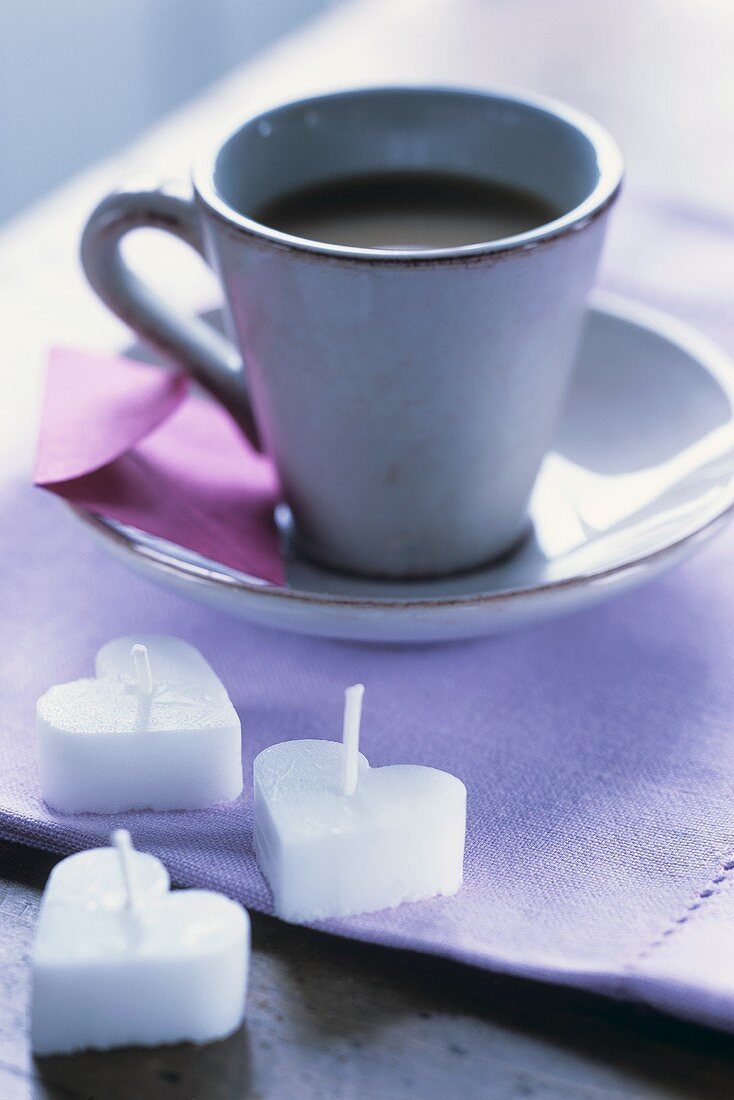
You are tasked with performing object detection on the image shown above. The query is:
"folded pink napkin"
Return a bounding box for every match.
[34,348,285,585]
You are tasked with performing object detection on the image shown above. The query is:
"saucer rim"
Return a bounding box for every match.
[72,292,734,612]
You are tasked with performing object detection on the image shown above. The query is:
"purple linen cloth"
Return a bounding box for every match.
[3,467,734,1032]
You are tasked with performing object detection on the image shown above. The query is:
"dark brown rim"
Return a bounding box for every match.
[192,84,625,267]
[194,180,622,269]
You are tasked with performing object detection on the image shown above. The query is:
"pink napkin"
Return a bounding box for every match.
[34,348,285,585]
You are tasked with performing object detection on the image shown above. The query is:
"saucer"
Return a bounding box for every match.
[75,293,734,643]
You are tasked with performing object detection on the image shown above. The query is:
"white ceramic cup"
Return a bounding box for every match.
[81,86,623,578]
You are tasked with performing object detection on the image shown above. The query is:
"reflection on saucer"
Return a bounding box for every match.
[74,295,734,643]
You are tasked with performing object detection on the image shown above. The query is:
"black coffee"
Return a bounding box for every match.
[254,170,560,250]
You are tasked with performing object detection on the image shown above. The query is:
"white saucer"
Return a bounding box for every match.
[75,293,734,643]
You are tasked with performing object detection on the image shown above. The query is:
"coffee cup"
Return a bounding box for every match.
[81,85,623,578]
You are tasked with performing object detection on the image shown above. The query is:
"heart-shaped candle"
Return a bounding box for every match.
[44,839,170,906]
[253,686,466,923]
[32,831,250,1054]
[36,635,242,813]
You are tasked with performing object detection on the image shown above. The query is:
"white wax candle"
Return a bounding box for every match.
[253,686,466,923]
[32,831,250,1054]
[36,635,243,812]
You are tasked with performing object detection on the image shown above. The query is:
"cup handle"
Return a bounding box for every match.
[80,181,260,449]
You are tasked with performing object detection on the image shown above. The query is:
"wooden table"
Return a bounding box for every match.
[2,1,733,1095]
[3,838,734,1099]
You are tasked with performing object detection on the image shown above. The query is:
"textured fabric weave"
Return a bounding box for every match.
[3,468,734,1030]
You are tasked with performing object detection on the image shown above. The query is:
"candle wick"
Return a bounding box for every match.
[131,644,154,733]
[341,684,364,797]
[131,644,153,695]
[112,828,140,913]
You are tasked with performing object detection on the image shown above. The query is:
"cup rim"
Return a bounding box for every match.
[192,83,624,263]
